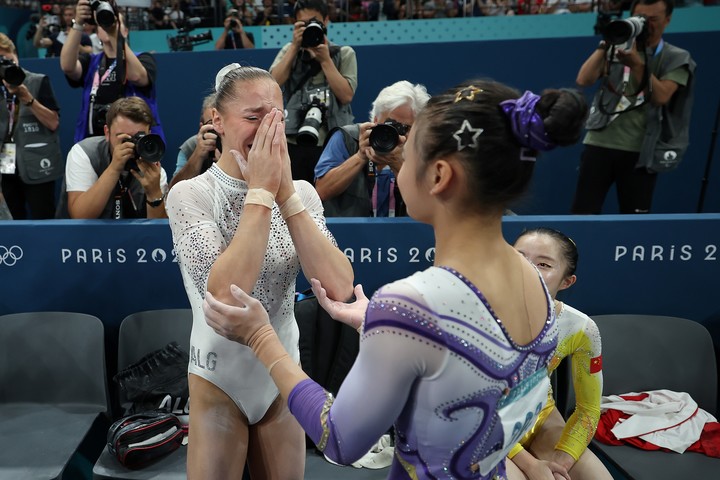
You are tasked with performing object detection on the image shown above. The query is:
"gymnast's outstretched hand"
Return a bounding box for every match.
[310,278,369,331]
[204,284,269,344]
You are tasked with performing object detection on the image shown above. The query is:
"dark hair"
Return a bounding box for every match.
[516,227,578,277]
[106,97,154,128]
[412,79,588,213]
[630,0,674,15]
[214,65,276,114]
[294,0,328,18]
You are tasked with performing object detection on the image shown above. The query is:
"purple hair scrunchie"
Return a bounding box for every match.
[500,91,556,153]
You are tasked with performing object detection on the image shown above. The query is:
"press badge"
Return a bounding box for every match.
[609,96,633,124]
[0,142,16,175]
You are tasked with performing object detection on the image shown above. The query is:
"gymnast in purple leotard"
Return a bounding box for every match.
[203,79,589,479]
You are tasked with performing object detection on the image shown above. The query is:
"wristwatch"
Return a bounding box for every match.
[71,19,84,32]
[146,195,165,208]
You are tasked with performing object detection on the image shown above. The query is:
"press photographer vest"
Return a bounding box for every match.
[585,42,695,173]
[282,45,354,136]
[56,136,146,219]
[0,70,63,185]
[321,124,406,218]
[75,52,164,143]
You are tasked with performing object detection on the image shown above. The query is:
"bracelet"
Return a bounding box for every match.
[279,192,305,220]
[25,97,35,107]
[71,19,84,32]
[244,188,275,210]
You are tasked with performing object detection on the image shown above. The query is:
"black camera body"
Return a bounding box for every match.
[90,0,117,29]
[91,103,111,135]
[0,56,26,87]
[124,132,166,171]
[301,19,325,48]
[370,120,409,154]
[167,27,213,52]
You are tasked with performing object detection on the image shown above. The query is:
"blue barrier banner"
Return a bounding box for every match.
[0,215,718,333]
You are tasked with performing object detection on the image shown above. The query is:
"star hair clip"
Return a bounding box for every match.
[454,86,484,103]
[453,120,483,151]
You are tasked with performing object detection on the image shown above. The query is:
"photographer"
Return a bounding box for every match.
[169,93,219,189]
[314,80,429,217]
[269,0,357,184]
[0,33,63,220]
[214,9,255,50]
[61,0,164,144]
[572,0,695,214]
[63,97,168,219]
[33,5,93,58]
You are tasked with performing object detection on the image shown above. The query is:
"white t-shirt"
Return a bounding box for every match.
[65,141,168,193]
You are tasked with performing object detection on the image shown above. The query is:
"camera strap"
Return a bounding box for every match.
[114,174,139,219]
[88,57,117,135]
[1,86,17,140]
[598,47,652,117]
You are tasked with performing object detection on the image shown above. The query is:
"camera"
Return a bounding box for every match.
[27,13,61,40]
[297,98,326,146]
[601,15,648,51]
[370,120,410,154]
[0,56,26,87]
[91,103,111,135]
[167,20,213,52]
[301,19,325,48]
[90,0,117,29]
[297,87,329,146]
[124,132,166,171]
[228,8,241,29]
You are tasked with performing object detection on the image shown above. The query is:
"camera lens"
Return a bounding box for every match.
[301,21,324,48]
[603,16,646,46]
[297,106,323,146]
[369,124,400,154]
[134,133,166,162]
[92,1,117,29]
[0,61,26,87]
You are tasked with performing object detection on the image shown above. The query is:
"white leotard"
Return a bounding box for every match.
[166,164,335,423]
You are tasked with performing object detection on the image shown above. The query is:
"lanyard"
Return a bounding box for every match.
[371,171,396,218]
[620,38,664,95]
[2,87,17,141]
[88,58,117,135]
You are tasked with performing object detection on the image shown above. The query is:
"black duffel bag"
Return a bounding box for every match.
[107,410,185,467]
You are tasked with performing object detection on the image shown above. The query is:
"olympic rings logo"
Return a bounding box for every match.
[0,246,24,266]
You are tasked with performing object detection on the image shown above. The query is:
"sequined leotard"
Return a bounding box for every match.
[288,266,558,479]
[166,164,336,424]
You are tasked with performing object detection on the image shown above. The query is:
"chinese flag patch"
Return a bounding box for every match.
[590,355,603,374]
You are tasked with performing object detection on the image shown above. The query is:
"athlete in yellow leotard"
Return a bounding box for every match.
[507,228,612,480]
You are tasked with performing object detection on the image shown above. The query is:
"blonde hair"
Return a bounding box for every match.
[0,33,16,54]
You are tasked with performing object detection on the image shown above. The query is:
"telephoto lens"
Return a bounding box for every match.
[90,0,117,29]
[297,106,323,146]
[301,19,325,48]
